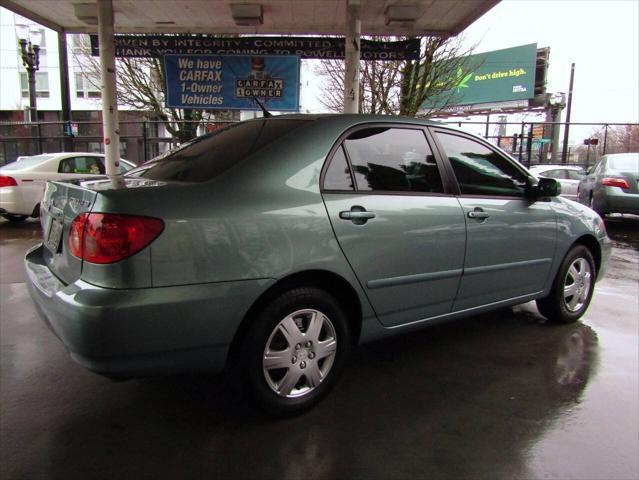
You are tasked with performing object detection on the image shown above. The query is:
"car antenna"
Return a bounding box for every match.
[252,96,272,118]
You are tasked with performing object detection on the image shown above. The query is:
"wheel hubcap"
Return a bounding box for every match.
[262,309,337,398]
[563,258,592,313]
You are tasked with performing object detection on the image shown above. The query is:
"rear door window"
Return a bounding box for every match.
[58,156,104,174]
[341,127,444,193]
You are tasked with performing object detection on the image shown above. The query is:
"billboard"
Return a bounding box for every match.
[422,43,538,110]
[163,54,299,110]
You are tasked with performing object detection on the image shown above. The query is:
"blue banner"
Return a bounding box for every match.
[163,54,300,111]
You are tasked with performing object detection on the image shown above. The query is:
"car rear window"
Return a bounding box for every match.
[127,119,308,182]
[609,155,639,173]
[2,155,54,170]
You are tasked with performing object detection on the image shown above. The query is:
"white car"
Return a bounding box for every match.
[528,164,585,201]
[0,152,135,222]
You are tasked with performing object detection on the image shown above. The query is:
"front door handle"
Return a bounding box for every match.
[467,208,490,219]
[339,206,376,225]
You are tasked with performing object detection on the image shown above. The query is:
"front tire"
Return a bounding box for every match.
[239,287,350,415]
[536,245,596,323]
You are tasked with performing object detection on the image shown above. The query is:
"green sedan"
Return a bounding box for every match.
[25,115,610,415]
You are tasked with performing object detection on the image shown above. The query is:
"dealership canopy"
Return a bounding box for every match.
[0,0,500,187]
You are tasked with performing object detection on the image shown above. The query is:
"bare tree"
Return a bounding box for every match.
[573,124,639,163]
[73,35,213,143]
[315,35,476,117]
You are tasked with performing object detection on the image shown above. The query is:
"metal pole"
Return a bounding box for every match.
[550,108,562,162]
[97,0,124,188]
[27,65,38,123]
[142,121,148,162]
[58,32,73,152]
[484,114,490,137]
[561,63,575,163]
[603,124,609,155]
[343,0,361,114]
[518,122,525,162]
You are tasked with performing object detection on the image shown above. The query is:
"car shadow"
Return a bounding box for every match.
[40,307,599,480]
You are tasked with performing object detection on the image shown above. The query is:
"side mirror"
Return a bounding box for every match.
[529,177,561,198]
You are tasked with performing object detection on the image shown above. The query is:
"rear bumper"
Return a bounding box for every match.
[25,243,273,378]
[600,188,639,215]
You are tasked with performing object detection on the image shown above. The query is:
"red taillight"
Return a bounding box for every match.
[0,175,18,187]
[601,177,630,189]
[68,213,164,264]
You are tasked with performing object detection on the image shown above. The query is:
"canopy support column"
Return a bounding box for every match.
[343,0,361,114]
[97,0,124,188]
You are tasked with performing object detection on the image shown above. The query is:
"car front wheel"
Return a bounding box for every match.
[239,287,350,415]
[536,245,596,323]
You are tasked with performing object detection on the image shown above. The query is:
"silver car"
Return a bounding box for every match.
[529,165,585,201]
[578,153,639,215]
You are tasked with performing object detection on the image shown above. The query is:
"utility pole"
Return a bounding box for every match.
[561,63,575,163]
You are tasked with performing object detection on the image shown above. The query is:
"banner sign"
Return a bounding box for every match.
[90,35,421,61]
[163,54,300,110]
[422,43,537,110]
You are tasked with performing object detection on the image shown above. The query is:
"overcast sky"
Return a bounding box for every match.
[462,0,639,124]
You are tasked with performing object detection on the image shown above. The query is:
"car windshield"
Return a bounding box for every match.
[609,154,639,173]
[126,119,308,182]
[1,155,54,170]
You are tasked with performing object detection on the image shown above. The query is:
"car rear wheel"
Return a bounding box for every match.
[1,214,27,223]
[239,287,350,415]
[536,245,596,324]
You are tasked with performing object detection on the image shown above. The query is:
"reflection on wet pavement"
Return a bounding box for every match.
[0,216,637,480]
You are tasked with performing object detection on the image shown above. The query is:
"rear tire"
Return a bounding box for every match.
[536,245,596,324]
[239,287,350,416]
[1,214,27,223]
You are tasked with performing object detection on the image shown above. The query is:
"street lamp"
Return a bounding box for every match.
[548,92,566,163]
[16,24,42,123]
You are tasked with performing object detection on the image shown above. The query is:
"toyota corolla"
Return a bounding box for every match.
[25,115,610,415]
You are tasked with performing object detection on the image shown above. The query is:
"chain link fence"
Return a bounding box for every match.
[1,119,637,168]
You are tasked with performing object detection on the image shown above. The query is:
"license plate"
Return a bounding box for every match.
[45,218,63,253]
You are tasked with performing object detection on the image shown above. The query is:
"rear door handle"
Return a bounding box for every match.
[467,208,490,219]
[339,206,376,224]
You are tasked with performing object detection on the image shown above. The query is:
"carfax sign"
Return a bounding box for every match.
[163,54,300,110]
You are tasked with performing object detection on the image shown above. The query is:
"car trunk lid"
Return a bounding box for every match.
[40,180,97,285]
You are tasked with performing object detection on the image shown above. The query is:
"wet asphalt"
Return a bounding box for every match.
[0,216,637,480]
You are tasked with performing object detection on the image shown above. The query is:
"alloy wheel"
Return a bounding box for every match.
[563,258,592,313]
[262,309,337,398]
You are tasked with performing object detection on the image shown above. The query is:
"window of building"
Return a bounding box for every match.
[19,72,49,98]
[75,72,101,98]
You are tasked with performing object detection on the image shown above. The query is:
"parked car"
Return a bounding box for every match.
[25,115,610,415]
[0,152,135,222]
[528,164,585,201]
[577,153,639,215]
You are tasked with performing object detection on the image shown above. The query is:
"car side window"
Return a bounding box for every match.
[59,156,104,175]
[540,169,562,179]
[323,146,354,191]
[343,127,444,193]
[567,170,583,181]
[435,131,529,197]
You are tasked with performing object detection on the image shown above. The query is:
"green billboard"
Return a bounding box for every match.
[422,43,537,109]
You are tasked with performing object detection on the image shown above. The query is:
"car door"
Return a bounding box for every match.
[322,125,466,327]
[430,128,557,312]
[578,159,605,205]
[562,169,583,200]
